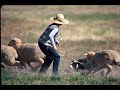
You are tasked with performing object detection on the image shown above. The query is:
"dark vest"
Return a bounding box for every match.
[39,24,59,47]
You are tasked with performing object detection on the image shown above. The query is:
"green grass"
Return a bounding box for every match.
[1,70,120,85]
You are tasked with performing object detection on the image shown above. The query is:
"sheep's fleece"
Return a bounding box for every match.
[8,37,45,70]
[1,45,18,66]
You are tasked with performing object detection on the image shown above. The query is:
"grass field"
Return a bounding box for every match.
[1,69,120,85]
[1,5,120,85]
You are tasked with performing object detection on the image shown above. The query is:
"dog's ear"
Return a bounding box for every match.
[74,60,78,63]
[78,62,83,65]
[72,60,74,62]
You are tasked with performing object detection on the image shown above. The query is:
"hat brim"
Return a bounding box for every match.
[50,17,69,24]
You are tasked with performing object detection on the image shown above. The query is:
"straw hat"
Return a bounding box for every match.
[50,13,69,24]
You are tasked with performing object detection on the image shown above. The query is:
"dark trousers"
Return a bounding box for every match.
[38,42,60,75]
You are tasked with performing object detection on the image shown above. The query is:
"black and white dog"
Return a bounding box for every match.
[69,58,91,71]
[70,51,95,71]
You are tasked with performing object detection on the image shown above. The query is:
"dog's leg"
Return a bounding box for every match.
[105,64,113,77]
[92,65,102,74]
[87,66,94,75]
[87,64,105,76]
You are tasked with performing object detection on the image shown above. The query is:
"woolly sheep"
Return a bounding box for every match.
[1,45,23,69]
[86,50,120,77]
[8,37,45,71]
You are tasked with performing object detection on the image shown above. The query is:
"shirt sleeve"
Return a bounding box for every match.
[49,28,59,47]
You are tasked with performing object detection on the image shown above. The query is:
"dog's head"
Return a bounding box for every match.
[69,57,93,71]
[69,60,86,70]
[69,51,95,71]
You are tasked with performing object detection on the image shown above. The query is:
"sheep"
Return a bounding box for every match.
[8,37,45,71]
[1,45,23,69]
[86,50,120,77]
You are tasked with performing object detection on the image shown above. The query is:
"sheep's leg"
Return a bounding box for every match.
[9,61,24,69]
[27,62,35,71]
[14,61,24,69]
[33,58,44,71]
[105,64,113,77]
[8,59,23,69]
[32,63,42,71]
[1,64,5,69]
[20,61,28,70]
[36,58,44,65]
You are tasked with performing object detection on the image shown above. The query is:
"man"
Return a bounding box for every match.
[38,13,69,77]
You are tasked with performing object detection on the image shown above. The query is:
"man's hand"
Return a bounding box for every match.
[56,42,60,46]
[54,46,58,51]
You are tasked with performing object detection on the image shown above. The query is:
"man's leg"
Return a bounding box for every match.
[53,53,60,75]
[39,56,53,74]
[46,46,60,75]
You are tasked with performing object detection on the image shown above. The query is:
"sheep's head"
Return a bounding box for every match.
[8,37,23,48]
[84,51,95,60]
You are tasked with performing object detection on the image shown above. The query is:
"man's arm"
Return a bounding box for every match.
[49,28,59,50]
[55,39,60,46]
